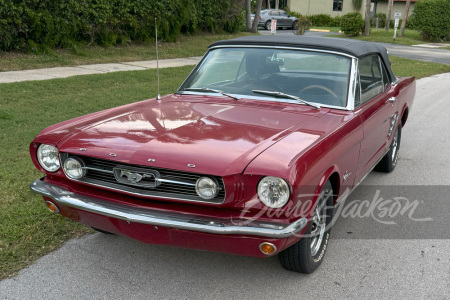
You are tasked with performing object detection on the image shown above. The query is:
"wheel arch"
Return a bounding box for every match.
[401,106,409,126]
[315,168,341,206]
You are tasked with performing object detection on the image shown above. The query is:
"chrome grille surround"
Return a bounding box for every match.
[59,153,226,204]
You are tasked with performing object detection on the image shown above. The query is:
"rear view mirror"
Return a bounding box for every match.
[266,57,285,66]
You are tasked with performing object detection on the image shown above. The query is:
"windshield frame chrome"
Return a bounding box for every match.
[177,45,358,111]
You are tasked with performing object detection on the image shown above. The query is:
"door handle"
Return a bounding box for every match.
[388,97,397,103]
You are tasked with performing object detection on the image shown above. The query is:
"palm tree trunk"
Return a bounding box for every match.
[364,0,371,36]
[246,0,252,31]
[251,0,263,33]
[399,0,412,37]
[385,0,393,31]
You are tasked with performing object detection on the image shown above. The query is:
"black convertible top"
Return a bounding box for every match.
[209,36,396,82]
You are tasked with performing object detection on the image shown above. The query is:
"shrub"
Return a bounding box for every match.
[412,0,450,41]
[286,10,342,28]
[331,16,343,27]
[340,12,364,36]
[295,15,312,35]
[309,14,334,27]
[371,13,387,28]
[0,0,245,52]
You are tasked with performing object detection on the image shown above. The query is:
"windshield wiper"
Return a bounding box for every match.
[252,90,320,110]
[184,87,241,101]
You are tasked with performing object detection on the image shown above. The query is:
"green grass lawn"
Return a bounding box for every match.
[0,52,449,280]
[0,32,253,72]
[389,56,450,78]
[334,28,437,46]
[0,66,193,279]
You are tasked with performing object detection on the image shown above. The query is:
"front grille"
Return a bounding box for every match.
[60,153,226,204]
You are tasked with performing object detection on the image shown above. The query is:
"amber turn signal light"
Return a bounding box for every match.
[259,242,277,255]
[45,201,60,214]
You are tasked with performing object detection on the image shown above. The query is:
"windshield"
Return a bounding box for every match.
[178,47,352,108]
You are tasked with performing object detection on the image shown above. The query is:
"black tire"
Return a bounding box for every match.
[375,122,402,172]
[91,227,115,234]
[279,181,334,273]
[292,21,299,30]
[265,20,272,30]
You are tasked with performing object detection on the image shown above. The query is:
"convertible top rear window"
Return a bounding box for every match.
[179,47,352,108]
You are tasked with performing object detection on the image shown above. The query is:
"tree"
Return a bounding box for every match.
[246,0,252,31]
[251,0,263,33]
[275,0,279,9]
[385,0,393,31]
[352,0,363,11]
[364,0,371,35]
[399,0,412,36]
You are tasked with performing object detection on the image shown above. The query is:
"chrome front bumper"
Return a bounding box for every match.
[30,179,307,238]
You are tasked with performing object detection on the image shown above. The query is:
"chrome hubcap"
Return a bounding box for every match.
[391,130,398,162]
[310,192,328,256]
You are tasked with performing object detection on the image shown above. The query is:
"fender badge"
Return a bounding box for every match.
[187,164,196,168]
[343,171,351,182]
[110,153,117,157]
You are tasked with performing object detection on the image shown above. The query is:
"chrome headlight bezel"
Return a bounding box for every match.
[37,144,60,172]
[195,177,219,200]
[257,176,291,208]
[63,157,86,180]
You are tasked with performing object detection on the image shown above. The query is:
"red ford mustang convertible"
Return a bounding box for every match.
[30,36,415,273]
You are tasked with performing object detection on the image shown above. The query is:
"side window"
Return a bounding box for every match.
[269,10,279,16]
[358,55,387,105]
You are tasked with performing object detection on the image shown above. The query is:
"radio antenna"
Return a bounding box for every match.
[155,17,161,100]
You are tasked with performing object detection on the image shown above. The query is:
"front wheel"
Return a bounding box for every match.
[279,180,334,273]
[375,122,402,172]
[292,21,299,30]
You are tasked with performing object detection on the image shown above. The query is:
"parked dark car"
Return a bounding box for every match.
[251,9,299,30]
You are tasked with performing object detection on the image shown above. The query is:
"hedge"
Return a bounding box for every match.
[412,0,450,41]
[0,0,245,52]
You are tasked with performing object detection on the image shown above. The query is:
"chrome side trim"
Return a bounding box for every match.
[30,179,307,238]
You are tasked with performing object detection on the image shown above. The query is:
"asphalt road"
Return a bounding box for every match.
[1,74,449,299]
[260,29,450,65]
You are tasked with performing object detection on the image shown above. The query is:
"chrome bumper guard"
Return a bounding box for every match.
[30,179,307,238]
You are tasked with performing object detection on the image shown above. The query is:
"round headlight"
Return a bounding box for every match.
[37,144,60,172]
[257,176,290,208]
[63,157,85,179]
[195,177,219,200]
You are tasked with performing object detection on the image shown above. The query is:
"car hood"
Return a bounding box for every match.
[37,94,328,176]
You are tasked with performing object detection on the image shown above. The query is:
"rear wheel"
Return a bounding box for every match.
[279,180,334,273]
[375,122,402,172]
[265,20,272,30]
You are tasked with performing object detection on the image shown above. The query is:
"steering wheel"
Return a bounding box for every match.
[299,85,338,98]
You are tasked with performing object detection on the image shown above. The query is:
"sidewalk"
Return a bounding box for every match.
[0,56,203,84]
